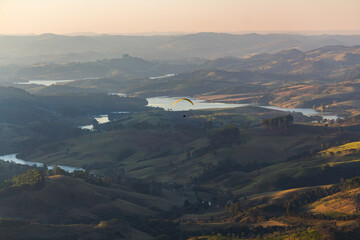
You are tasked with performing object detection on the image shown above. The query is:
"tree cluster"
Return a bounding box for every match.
[340,176,360,191]
[209,124,240,148]
[2,169,44,190]
[262,114,294,130]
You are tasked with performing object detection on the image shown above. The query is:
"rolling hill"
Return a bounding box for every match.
[1,33,360,65]
[202,45,360,79]
[0,173,185,240]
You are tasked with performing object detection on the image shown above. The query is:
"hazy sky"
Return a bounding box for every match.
[0,0,359,35]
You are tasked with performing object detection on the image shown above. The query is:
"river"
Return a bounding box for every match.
[0,154,83,173]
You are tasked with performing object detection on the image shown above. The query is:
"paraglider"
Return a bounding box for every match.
[173,98,194,117]
[173,98,194,107]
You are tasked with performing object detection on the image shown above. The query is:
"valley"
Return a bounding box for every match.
[0,36,360,239]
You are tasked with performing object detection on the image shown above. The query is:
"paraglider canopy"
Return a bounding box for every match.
[173,98,194,107]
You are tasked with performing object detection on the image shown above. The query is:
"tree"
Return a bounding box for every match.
[52,165,67,175]
[230,202,241,216]
[210,124,240,148]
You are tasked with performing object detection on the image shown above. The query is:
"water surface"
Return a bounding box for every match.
[146,96,339,119]
[15,79,75,86]
[0,154,83,173]
[149,74,176,80]
[260,105,339,120]
[147,96,248,111]
[79,112,130,130]
[15,77,98,86]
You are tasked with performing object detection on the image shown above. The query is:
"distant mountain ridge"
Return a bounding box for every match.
[0,55,197,81]
[1,33,360,65]
[202,45,360,78]
[2,44,359,83]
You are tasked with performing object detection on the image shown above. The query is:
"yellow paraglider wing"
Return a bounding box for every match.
[173,98,194,107]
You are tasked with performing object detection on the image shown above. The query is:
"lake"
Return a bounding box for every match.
[149,73,176,80]
[79,112,130,130]
[79,114,110,131]
[0,154,83,173]
[260,105,339,120]
[15,75,173,87]
[15,77,99,86]
[15,79,76,86]
[108,93,127,97]
[80,96,339,131]
[12,78,339,120]
[147,96,248,111]
[146,96,339,120]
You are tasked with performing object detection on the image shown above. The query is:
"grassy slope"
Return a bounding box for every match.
[320,141,360,157]
[0,222,153,240]
[20,106,349,190]
[182,183,359,239]
[0,175,179,239]
[0,175,183,223]
[3,110,360,239]
[308,187,360,217]
[24,125,340,193]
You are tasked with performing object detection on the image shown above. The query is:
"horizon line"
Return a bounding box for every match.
[2,30,360,37]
